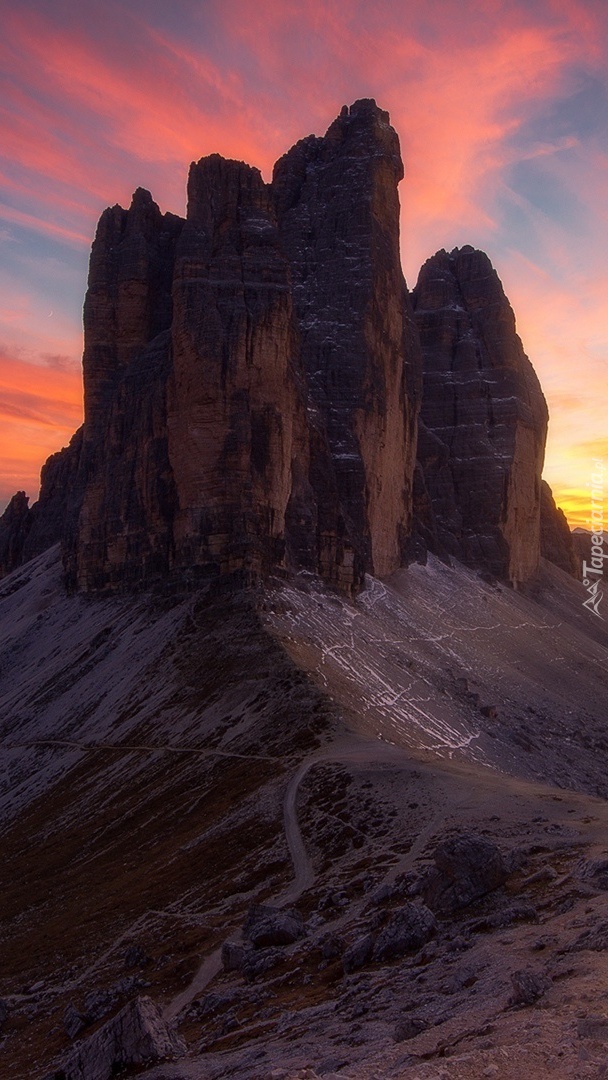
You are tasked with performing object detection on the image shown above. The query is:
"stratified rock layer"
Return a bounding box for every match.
[82,188,182,443]
[413,246,549,584]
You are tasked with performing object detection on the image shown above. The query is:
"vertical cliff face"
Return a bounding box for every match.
[413,247,548,584]
[26,428,84,561]
[0,492,31,573]
[69,100,419,593]
[273,99,421,580]
[166,155,303,581]
[82,188,183,443]
[71,332,178,591]
[70,189,183,590]
[0,430,84,577]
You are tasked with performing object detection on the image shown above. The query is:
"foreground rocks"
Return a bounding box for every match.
[419,833,509,914]
[1,576,607,1080]
[48,996,185,1080]
[372,902,437,961]
[244,904,306,948]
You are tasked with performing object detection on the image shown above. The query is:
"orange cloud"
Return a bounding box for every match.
[553,490,594,530]
[1,1,600,253]
[0,351,83,507]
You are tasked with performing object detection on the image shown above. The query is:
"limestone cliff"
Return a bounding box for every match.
[0,106,573,593]
[273,99,421,581]
[82,188,182,443]
[166,155,303,583]
[1,101,421,592]
[0,491,31,574]
[69,189,183,590]
[0,429,84,576]
[412,246,549,585]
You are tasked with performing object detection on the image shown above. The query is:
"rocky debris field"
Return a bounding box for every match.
[1,549,608,1078]
[117,761,608,1080]
[21,741,608,1080]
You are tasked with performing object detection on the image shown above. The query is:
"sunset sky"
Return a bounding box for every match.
[0,0,606,527]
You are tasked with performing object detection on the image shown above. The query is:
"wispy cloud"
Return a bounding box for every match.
[0,202,89,246]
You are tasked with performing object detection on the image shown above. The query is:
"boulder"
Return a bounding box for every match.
[421,833,508,913]
[221,941,247,972]
[50,996,185,1080]
[372,903,437,962]
[509,969,550,1006]
[319,933,345,961]
[394,1015,428,1041]
[63,1003,87,1040]
[577,858,608,891]
[342,934,375,974]
[82,990,114,1024]
[244,904,305,948]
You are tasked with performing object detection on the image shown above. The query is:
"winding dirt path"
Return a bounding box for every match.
[164,948,224,1022]
[163,736,437,1020]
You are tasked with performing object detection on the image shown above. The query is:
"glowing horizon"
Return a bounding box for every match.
[1,0,606,531]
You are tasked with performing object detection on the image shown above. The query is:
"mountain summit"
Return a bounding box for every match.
[0,99,575,592]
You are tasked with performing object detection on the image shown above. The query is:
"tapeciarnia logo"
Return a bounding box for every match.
[583,577,603,618]
[582,458,605,620]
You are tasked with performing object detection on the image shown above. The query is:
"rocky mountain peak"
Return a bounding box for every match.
[324,97,404,176]
[0,102,572,594]
[186,153,270,229]
[412,244,549,585]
